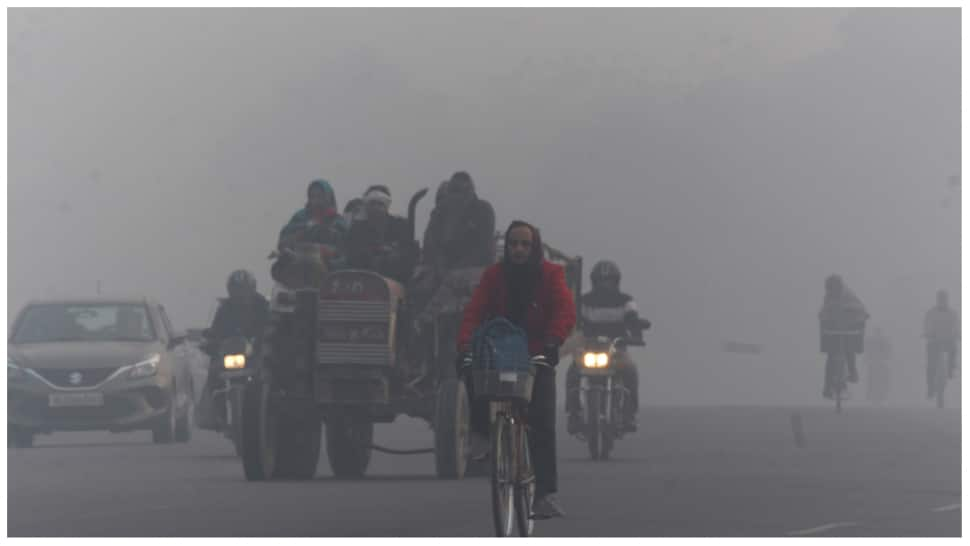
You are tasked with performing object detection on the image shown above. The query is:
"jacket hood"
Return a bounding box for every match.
[307,179,338,212]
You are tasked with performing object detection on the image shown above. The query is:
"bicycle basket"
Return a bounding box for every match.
[471,368,536,402]
[469,318,535,401]
[471,317,532,372]
[820,319,865,354]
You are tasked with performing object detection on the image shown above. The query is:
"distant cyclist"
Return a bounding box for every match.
[924,289,960,397]
[819,274,869,399]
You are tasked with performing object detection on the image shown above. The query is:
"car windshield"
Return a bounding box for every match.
[11,303,157,344]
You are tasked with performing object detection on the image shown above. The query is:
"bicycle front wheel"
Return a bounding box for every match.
[491,416,515,537]
[515,419,535,537]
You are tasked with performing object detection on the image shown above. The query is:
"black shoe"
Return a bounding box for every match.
[532,494,566,519]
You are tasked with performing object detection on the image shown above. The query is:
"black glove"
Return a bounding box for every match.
[455,351,473,375]
[542,344,560,367]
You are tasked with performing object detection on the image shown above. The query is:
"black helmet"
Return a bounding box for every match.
[591,260,621,285]
[227,269,257,295]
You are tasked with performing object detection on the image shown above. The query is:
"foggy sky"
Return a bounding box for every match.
[7,8,961,405]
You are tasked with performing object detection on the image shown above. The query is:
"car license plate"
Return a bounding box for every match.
[499,372,518,383]
[49,392,105,408]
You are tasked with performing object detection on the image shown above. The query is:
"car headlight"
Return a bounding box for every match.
[128,354,161,379]
[223,354,246,370]
[8,358,26,381]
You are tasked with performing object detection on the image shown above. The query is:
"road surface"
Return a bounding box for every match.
[7,406,961,536]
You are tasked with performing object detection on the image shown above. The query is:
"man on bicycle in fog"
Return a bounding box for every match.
[924,289,960,397]
[819,274,869,399]
[457,220,576,519]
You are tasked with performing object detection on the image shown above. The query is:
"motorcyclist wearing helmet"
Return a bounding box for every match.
[199,270,270,426]
[565,260,649,433]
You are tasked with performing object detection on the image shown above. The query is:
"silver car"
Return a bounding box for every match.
[8,298,195,447]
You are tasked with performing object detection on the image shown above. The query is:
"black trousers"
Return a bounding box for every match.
[467,365,558,497]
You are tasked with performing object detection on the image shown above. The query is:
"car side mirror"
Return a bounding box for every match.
[168,335,187,349]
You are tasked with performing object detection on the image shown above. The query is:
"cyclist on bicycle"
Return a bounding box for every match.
[457,220,577,519]
[924,289,960,397]
[819,274,869,399]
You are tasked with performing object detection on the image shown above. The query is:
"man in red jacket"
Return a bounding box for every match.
[457,220,577,519]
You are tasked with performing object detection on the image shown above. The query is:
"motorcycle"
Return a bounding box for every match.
[199,334,255,456]
[574,332,645,460]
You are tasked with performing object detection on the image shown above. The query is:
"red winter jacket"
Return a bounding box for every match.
[458,261,577,355]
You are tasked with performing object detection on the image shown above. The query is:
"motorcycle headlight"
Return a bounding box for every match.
[128,354,160,379]
[583,352,597,368]
[8,358,26,381]
[596,353,610,367]
[223,354,246,370]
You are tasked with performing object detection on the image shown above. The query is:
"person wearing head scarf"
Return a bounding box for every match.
[456,220,576,519]
[278,179,349,268]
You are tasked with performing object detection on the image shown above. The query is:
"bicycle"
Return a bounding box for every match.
[822,329,861,414]
[470,356,550,537]
[926,339,952,409]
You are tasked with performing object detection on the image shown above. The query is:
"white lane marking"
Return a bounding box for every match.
[932,503,961,513]
[787,521,860,536]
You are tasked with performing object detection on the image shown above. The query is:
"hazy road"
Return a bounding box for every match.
[8,406,960,537]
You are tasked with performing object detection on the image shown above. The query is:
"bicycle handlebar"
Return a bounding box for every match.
[530,356,554,368]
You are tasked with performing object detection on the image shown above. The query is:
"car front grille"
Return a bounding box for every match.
[33,367,120,388]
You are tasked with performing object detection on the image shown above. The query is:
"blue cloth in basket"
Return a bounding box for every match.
[471,318,532,373]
